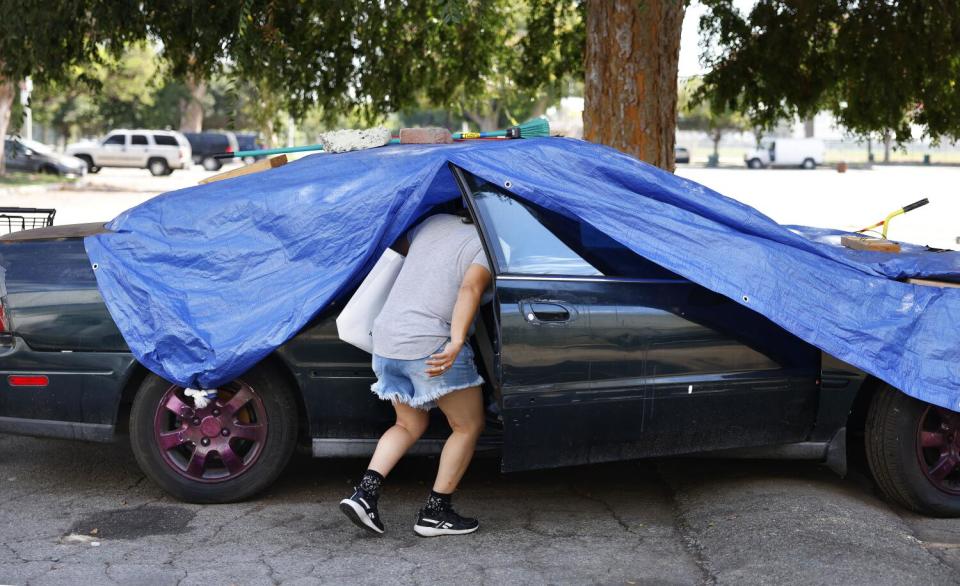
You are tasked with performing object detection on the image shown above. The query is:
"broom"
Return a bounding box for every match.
[453,116,551,140]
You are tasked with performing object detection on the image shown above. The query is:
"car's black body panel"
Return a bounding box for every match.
[0,337,137,426]
[494,274,820,471]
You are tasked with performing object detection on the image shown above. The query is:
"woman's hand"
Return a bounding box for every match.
[425,341,463,377]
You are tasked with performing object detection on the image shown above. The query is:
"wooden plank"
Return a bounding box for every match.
[841,235,901,253]
[198,155,288,185]
[906,278,960,289]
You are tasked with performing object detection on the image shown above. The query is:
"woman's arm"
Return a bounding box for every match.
[425,263,492,377]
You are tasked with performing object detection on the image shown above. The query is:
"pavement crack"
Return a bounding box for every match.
[569,484,641,536]
[654,463,718,586]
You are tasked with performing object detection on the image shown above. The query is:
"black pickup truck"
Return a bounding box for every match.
[0,175,957,516]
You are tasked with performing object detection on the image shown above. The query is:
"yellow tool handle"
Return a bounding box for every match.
[880,209,904,239]
[857,198,930,237]
[881,198,929,238]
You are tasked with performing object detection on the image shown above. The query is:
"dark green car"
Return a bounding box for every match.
[1,181,957,516]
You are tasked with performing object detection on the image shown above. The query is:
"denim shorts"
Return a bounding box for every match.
[371,341,484,410]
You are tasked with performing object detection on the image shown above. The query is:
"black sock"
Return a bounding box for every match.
[358,469,384,502]
[425,490,452,513]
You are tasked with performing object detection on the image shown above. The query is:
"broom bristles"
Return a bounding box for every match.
[518,116,550,137]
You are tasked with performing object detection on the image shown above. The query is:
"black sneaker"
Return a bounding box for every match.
[413,507,479,537]
[339,489,385,535]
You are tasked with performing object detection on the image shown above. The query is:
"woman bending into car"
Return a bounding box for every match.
[339,211,492,537]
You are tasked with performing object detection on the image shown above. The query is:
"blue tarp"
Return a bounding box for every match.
[85,138,960,410]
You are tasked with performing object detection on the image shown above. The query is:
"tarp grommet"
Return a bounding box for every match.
[92,263,99,270]
[742,295,749,303]
[504,180,513,189]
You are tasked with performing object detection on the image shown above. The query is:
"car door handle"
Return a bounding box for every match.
[521,300,576,323]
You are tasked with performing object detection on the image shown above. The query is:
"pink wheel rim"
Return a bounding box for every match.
[153,381,268,484]
[916,405,960,495]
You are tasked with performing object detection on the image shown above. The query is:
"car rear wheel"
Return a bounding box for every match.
[202,157,222,171]
[801,158,816,169]
[866,383,960,516]
[747,158,764,169]
[148,158,170,176]
[129,365,299,503]
[77,155,99,174]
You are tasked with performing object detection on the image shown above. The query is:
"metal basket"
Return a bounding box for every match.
[0,207,56,234]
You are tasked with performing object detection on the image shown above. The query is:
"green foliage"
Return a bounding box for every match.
[698,0,960,142]
[141,0,244,81]
[517,0,585,93]
[0,1,143,84]
[28,44,167,137]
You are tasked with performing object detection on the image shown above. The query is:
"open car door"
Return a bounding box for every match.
[452,165,821,472]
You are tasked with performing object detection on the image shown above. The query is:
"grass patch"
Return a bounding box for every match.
[0,171,74,187]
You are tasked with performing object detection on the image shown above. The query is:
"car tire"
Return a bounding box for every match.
[202,157,223,172]
[802,158,816,169]
[747,158,764,169]
[148,158,170,177]
[865,383,960,517]
[129,364,299,503]
[40,164,60,175]
[242,156,256,165]
[77,155,99,174]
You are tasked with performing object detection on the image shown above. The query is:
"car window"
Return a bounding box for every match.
[103,134,126,146]
[471,189,601,276]
[154,135,178,147]
[131,134,148,146]
[465,173,682,280]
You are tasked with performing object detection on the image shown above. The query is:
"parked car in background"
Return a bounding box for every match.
[3,136,86,177]
[183,131,240,171]
[235,133,265,164]
[746,138,825,169]
[66,130,192,176]
[674,146,690,164]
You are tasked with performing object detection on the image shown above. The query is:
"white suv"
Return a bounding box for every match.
[67,130,192,176]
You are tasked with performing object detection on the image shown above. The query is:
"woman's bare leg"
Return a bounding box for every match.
[368,401,430,477]
[433,386,484,493]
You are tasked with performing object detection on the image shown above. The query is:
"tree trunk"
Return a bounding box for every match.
[179,74,206,133]
[464,102,501,132]
[883,130,891,163]
[0,77,14,175]
[583,0,685,172]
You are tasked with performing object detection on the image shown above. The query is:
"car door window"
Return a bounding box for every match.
[466,175,680,280]
[103,135,125,146]
[472,189,601,276]
[131,134,148,146]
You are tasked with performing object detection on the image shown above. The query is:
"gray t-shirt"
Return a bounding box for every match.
[372,214,491,359]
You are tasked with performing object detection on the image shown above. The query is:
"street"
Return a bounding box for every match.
[2,433,960,585]
[2,162,960,585]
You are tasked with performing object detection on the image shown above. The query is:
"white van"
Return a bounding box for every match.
[745,138,825,169]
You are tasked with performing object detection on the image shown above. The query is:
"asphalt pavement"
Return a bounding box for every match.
[2,433,959,585]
